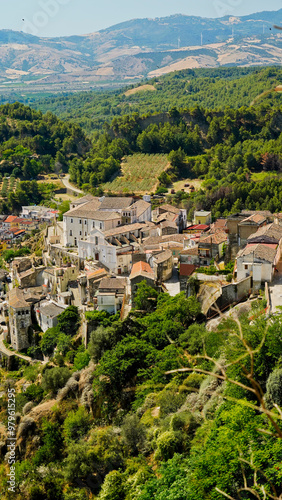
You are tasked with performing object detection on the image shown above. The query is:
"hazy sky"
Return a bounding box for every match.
[2,0,282,37]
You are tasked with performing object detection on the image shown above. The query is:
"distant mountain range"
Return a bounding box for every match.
[1,9,282,88]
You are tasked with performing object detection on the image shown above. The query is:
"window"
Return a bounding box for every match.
[100,223,103,230]
[85,232,87,236]
[79,219,82,224]
[95,237,98,245]
[70,230,72,236]
[85,220,87,225]
[80,231,82,236]
[101,297,103,304]
[244,264,248,270]
[118,221,120,225]
[71,218,73,223]
[93,221,95,228]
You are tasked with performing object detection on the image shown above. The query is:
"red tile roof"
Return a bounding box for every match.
[4,216,18,224]
[179,264,196,276]
[186,224,210,231]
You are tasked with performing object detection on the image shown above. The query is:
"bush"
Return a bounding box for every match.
[42,367,71,394]
[100,470,125,500]
[266,368,282,406]
[121,414,147,455]
[63,407,91,444]
[155,430,182,461]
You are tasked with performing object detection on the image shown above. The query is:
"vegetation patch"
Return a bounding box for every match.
[103,153,170,194]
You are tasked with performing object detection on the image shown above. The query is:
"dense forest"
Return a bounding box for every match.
[0,102,89,212]
[1,286,282,499]
[3,68,282,217]
[67,99,282,219]
[33,67,282,132]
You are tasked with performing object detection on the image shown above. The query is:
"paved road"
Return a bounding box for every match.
[61,174,84,195]
[0,333,44,365]
[164,267,180,297]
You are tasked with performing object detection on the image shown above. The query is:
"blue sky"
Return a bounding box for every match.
[3,0,282,37]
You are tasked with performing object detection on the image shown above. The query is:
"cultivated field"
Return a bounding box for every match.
[103,154,170,194]
[124,84,156,96]
[0,176,20,199]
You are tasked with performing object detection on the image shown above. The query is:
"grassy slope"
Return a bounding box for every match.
[102,154,169,194]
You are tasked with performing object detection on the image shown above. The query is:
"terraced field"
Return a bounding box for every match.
[103,154,169,194]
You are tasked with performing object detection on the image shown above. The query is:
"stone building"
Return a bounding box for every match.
[8,288,32,351]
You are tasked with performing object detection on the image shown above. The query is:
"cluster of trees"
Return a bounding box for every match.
[0,102,89,182]
[33,67,282,132]
[2,284,282,499]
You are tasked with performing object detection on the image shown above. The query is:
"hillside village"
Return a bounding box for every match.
[0,192,281,367]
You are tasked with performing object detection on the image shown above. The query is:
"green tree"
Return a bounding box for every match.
[57,306,80,336]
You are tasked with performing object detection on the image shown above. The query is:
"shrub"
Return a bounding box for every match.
[99,470,125,500]
[121,414,147,455]
[155,430,182,461]
[42,367,71,394]
[63,406,91,444]
[266,368,282,406]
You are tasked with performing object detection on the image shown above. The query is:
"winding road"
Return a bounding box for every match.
[61,174,84,195]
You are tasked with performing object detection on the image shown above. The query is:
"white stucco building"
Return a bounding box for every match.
[63,196,151,247]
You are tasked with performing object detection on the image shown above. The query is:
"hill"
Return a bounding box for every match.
[32,66,282,132]
[1,9,282,93]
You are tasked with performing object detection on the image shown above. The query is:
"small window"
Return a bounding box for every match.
[101,297,103,304]
[70,230,72,236]
[79,219,82,224]
[80,231,82,236]
[118,221,120,225]
[95,237,98,245]
[71,218,73,223]
[100,223,103,229]
[85,232,87,236]
[244,265,248,270]
[93,222,95,228]
[85,220,87,225]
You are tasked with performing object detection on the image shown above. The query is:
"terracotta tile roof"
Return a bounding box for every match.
[71,195,96,207]
[98,278,127,290]
[179,264,197,276]
[159,204,181,215]
[237,243,278,263]
[153,249,173,264]
[240,213,266,224]
[211,219,227,230]
[199,230,228,245]
[64,198,102,218]
[247,223,282,242]
[181,246,199,255]
[99,197,134,210]
[129,261,154,279]
[186,224,210,231]
[4,216,18,224]
[8,288,30,309]
[104,222,145,238]
[131,199,151,217]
